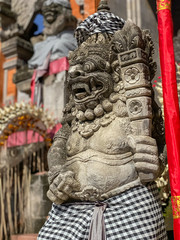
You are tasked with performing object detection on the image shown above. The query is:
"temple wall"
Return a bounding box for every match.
[70,0,100,20]
[109,0,127,20]
[7,68,17,98]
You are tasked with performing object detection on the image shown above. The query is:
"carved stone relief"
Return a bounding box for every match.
[47,20,164,205]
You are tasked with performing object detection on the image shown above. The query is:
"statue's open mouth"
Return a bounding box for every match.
[69,76,106,103]
[68,72,112,104]
[72,78,104,101]
[72,83,91,100]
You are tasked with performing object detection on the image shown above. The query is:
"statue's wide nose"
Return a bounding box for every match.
[68,65,84,78]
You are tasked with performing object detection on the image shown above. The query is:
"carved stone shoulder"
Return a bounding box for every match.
[53,123,71,141]
[48,123,70,170]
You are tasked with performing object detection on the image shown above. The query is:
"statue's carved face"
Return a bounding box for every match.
[42,3,63,24]
[68,45,113,106]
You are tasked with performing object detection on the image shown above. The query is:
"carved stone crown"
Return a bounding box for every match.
[68,34,111,66]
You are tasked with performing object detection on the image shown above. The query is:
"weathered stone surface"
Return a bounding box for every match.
[11,0,44,31]
[13,66,33,84]
[0,4,16,31]
[47,20,165,205]
[1,36,33,59]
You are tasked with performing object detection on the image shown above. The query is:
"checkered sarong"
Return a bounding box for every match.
[75,12,125,46]
[38,182,167,240]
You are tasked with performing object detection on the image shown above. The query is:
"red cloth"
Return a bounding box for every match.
[157,2,180,238]
[49,57,69,75]
[31,57,69,103]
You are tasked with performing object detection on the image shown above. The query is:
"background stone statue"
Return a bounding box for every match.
[38,1,167,239]
[29,0,77,68]
[28,0,77,121]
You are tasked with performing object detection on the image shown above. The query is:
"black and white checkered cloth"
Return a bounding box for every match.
[75,12,125,46]
[38,182,167,240]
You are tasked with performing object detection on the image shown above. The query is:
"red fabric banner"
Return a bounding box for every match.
[49,57,69,76]
[31,57,69,103]
[156,1,180,238]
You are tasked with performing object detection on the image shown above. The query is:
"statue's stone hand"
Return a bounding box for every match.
[128,135,159,183]
[47,171,80,204]
[72,186,101,201]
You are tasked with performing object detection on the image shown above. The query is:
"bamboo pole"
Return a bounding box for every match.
[0,170,8,240]
[23,159,28,233]
[33,152,36,172]
[41,146,45,172]
[17,165,24,233]
[25,156,32,233]
[0,172,4,240]
[27,155,32,220]
[6,167,14,235]
[37,152,41,172]
[14,166,18,234]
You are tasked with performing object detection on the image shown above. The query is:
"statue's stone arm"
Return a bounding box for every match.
[47,123,70,170]
[47,123,79,204]
[128,135,160,183]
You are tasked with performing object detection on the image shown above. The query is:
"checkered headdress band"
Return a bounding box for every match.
[75,11,125,46]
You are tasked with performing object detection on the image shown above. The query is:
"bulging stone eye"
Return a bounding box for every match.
[83,61,96,72]
[99,60,106,69]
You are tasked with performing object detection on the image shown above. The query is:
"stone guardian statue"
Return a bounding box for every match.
[28,0,77,121]
[38,1,167,239]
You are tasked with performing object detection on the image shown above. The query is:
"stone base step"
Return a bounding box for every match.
[11,234,38,240]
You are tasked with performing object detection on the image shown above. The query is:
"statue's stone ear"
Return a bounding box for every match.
[111,29,127,54]
[110,21,156,136]
[142,29,157,80]
[110,20,145,55]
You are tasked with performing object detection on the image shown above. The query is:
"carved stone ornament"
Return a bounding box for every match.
[47,20,165,205]
[124,67,140,84]
[129,100,143,115]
